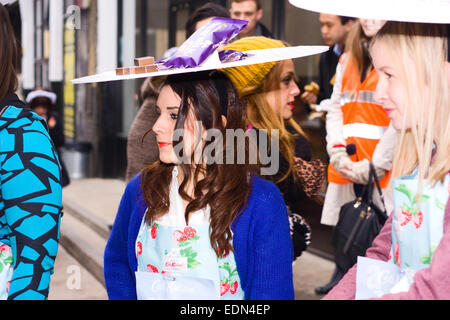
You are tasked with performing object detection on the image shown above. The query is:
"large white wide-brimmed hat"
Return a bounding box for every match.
[72,45,328,84]
[72,16,328,84]
[288,0,450,24]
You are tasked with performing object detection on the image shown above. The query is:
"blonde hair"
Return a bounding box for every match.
[243,59,307,183]
[371,22,449,187]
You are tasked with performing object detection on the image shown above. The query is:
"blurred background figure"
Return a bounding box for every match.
[229,0,273,38]
[315,18,394,295]
[26,88,70,187]
[301,14,355,108]
[185,1,230,38]
[126,2,230,181]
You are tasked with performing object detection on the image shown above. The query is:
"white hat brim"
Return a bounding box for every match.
[289,0,450,24]
[1,0,17,5]
[71,45,329,85]
[25,90,57,104]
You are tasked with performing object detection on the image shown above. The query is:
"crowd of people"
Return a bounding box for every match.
[0,0,449,300]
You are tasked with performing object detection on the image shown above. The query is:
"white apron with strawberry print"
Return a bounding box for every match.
[0,242,13,300]
[355,171,449,299]
[135,167,244,300]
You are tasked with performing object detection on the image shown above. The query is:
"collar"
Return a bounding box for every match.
[0,94,27,110]
[332,44,342,58]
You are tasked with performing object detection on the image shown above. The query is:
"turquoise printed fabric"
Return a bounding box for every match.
[0,105,62,300]
[388,172,449,281]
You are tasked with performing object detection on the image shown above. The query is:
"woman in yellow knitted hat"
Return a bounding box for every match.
[221,36,324,260]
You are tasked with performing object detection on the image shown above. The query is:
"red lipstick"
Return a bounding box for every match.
[288,101,295,109]
[158,142,172,148]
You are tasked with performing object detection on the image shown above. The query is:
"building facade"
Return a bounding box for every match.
[14,0,324,179]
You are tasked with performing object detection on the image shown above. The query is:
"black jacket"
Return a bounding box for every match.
[317,46,341,104]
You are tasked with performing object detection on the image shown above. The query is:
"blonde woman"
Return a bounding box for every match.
[325,22,450,299]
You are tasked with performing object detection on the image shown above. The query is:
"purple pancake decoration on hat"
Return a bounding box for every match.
[158,17,248,69]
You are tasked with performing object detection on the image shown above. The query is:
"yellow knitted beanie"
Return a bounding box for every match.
[220,36,285,97]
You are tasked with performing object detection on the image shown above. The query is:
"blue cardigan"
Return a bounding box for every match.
[104,173,294,300]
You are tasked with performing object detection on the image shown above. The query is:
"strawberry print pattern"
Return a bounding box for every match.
[393,242,401,267]
[136,241,143,256]
[0,243,13,298]
[387,173,449,293]
[151,223,159,239]
[219,262,239,297]
[147,264,159,273]
[394,184,429,229]
[173,227,200,246]
[136,218,243,299]
[172,226,201,269]
[0,244,13,273]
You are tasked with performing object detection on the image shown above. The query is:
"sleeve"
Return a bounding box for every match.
[325,54,347,155]
[48,113,65,149]
[323,213,394,300]
[371,123,397,171]
[103,180,138,300]
[316,53,327,104]
[2,117,63,300]
[247,186,295,300]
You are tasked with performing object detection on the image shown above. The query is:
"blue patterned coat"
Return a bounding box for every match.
[0,95,63,300]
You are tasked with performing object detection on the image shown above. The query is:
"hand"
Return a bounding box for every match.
[301,91,317,105]
[340,159,387,185]
[329,147,352,174]
[47,116,57,129]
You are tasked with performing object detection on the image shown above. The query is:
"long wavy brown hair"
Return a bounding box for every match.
[141,71,258,257]
[0,4,19,102]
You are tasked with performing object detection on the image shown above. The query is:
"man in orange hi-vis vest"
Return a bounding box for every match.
[315,19,396,295]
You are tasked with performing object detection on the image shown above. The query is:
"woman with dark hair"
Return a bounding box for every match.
[0,4,63,300]
[104,70,294,300]
[126,2,230,181]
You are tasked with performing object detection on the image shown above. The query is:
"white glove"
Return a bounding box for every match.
[340,158,387,184]
[329,147,352,174]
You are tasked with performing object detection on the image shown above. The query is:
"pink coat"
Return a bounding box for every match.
[324,194,450,300]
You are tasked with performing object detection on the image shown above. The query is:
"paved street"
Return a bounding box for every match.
[49,246,107,300]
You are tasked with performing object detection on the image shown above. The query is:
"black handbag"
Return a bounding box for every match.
[332,162,388,272]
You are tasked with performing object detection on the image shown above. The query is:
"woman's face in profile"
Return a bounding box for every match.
[265,59,300,120]
[152,85,201,165]
[371,41,411,130]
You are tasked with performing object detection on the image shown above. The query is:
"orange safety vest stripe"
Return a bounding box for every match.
[328,56,391,188]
